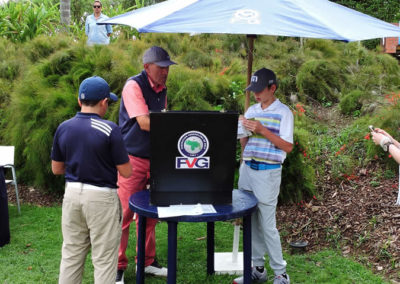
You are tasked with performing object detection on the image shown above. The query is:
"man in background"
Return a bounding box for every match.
[85,0,112,45]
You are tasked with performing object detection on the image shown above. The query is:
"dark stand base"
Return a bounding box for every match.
[0,167,10,247]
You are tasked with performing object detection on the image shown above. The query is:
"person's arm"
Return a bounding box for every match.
[106,24,112,37]
[241,118,293,153]
[117,161,132,178]
[239,136,249,163]
[372,130,400,164]
[136,114,150,131]
[240,136,249,149]
[388,144,400,164]
[121,80,150,130]
[85,17,89,36]
[375,128,400,148]
[52,160,65,175]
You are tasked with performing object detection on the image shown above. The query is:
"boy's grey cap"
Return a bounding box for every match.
[79,76,118,102]
[245,68,277,92]
[142,46,177,67]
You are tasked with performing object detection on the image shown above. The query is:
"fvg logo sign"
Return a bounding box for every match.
[176,131,210,169]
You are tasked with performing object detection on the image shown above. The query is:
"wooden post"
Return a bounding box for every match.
[245,35,257,112]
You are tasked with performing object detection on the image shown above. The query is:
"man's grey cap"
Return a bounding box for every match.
[245,68,277,92]
[142,46,177,67]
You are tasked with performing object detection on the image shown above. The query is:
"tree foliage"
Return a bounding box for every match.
[332,0,400,22]
[0,0,59,43]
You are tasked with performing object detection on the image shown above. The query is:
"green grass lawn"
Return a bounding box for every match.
[0,204,389,284]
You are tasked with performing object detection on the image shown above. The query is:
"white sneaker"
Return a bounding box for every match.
[115,269,124,284]
[273,273,290,284]
[137,259,168,277]
[233,267,267,284]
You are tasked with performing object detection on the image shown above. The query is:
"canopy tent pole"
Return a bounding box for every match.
[245,35,256,112]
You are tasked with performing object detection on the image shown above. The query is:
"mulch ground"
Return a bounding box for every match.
[278,163,400,283]
[6,164,400,282]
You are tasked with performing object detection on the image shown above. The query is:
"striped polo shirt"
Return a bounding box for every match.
[242,99,294,165]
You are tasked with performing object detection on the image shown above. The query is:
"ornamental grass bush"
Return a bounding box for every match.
[169,76,213,111]
[339,89,364,115]
[0,39,25,107]
[296,59,346,104]
[2,30,400,203]
[304,38,340,59]
[2,37,145,192]
[275,53,306,102]
[181,48,214,69]
[343,46,400,96]
[23,35,71,63]
[1,35,252,193]
[281,127,317,203]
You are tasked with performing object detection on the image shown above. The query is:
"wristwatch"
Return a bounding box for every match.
[383,141,393,152]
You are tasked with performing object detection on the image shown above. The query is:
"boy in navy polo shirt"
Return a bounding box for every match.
[233,68,293,284]
[51,76,132,284]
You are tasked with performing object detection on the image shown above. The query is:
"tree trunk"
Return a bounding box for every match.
[60,0,70,28]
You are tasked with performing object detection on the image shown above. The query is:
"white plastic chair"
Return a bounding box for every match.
[0,146,20,214]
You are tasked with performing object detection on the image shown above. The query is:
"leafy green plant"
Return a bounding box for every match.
[181,48,214,69]
[1,36,143,191]
[356,231,370,248]
[0,0,59,43]
[304,38,340,59]
[379,241,392,261]
[296,59,346,104]
[169,79,213,111]
[276,54,306,102]
[339,90,364,115]
[281,126,317,203]
[384,169,396,179]
[325,227,342,249]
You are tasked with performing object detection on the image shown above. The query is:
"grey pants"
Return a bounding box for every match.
[238,163,287,275]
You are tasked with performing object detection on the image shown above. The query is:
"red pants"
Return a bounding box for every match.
[117,155,158,269]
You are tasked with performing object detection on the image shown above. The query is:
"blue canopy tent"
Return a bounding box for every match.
[100,0,400,109]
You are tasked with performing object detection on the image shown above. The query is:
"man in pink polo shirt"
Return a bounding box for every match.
[116,46,176,284]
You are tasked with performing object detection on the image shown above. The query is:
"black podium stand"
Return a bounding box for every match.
[149,111,238,205]
[0,167,10,247]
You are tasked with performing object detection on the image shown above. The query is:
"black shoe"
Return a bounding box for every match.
[116,269,124,284]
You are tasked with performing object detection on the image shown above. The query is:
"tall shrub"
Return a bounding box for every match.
[296,59,346,104]
[3,37,140,192]
[339,89,364,115]
[281,127,316,203]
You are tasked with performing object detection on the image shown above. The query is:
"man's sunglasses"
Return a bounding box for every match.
[93,5,101,8]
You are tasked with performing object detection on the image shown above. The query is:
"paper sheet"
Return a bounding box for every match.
[237,121,252,139]
[157,204,216,218]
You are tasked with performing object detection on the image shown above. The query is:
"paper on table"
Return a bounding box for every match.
[237,120,252,139]
[157,204,217,218]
